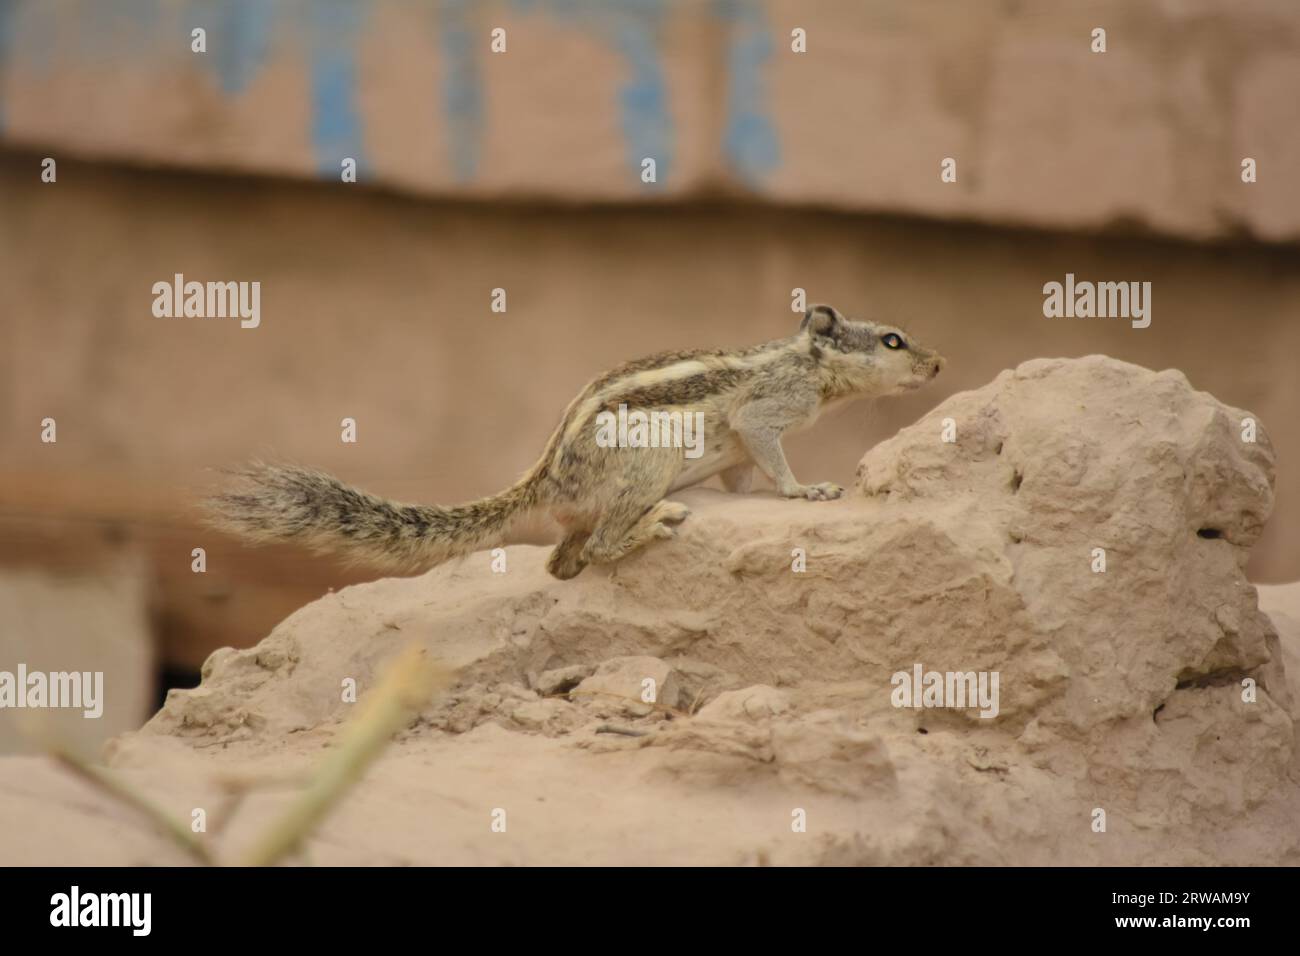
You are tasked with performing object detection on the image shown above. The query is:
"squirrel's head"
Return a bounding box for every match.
[800,304,945,395]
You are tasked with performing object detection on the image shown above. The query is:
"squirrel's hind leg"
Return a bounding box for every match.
[580,450,686,568]
[582,498,688,568]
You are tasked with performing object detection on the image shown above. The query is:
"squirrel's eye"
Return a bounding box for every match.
[882,333,905,350]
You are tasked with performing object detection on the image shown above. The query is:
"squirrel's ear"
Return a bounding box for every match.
[801,304,844,337]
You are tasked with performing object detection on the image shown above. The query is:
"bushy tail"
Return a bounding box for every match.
[206,461,541,573]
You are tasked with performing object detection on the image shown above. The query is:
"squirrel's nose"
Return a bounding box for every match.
[930,357,945,377]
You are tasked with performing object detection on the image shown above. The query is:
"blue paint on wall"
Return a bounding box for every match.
[201,0,275,96]
[0,0,779,188]
[716,0,779,183]
[308,0,367,178]
[503,0,676,185]
[503,0,780,186]
[438,0,484,182]
[614,6,672,186]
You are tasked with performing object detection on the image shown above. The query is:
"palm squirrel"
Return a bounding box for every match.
[209,305,944,580]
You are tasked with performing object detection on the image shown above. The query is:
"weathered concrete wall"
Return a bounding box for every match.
[1,0,1298,239]
[0,566,153,755]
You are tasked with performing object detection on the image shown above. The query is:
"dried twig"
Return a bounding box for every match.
[239,645,448,867]
[595,724,650,738]
[51,748,218,867]
[47,643,448,867]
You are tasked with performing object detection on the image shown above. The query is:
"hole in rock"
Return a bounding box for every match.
[1010,470,1023,493]
[1196,528,1223,539]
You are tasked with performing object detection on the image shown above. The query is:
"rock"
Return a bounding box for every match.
[506,698,571,731]
[533,664,593,697]
[572,656,682,717]
[696,685,791,722]
[855,356,1281,734]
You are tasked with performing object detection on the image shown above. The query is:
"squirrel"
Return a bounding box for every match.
[208,305,944,580]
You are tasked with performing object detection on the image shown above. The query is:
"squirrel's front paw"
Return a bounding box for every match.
[783,482,844,501]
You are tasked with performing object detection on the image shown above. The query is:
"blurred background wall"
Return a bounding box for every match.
[1,0,1298,749]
